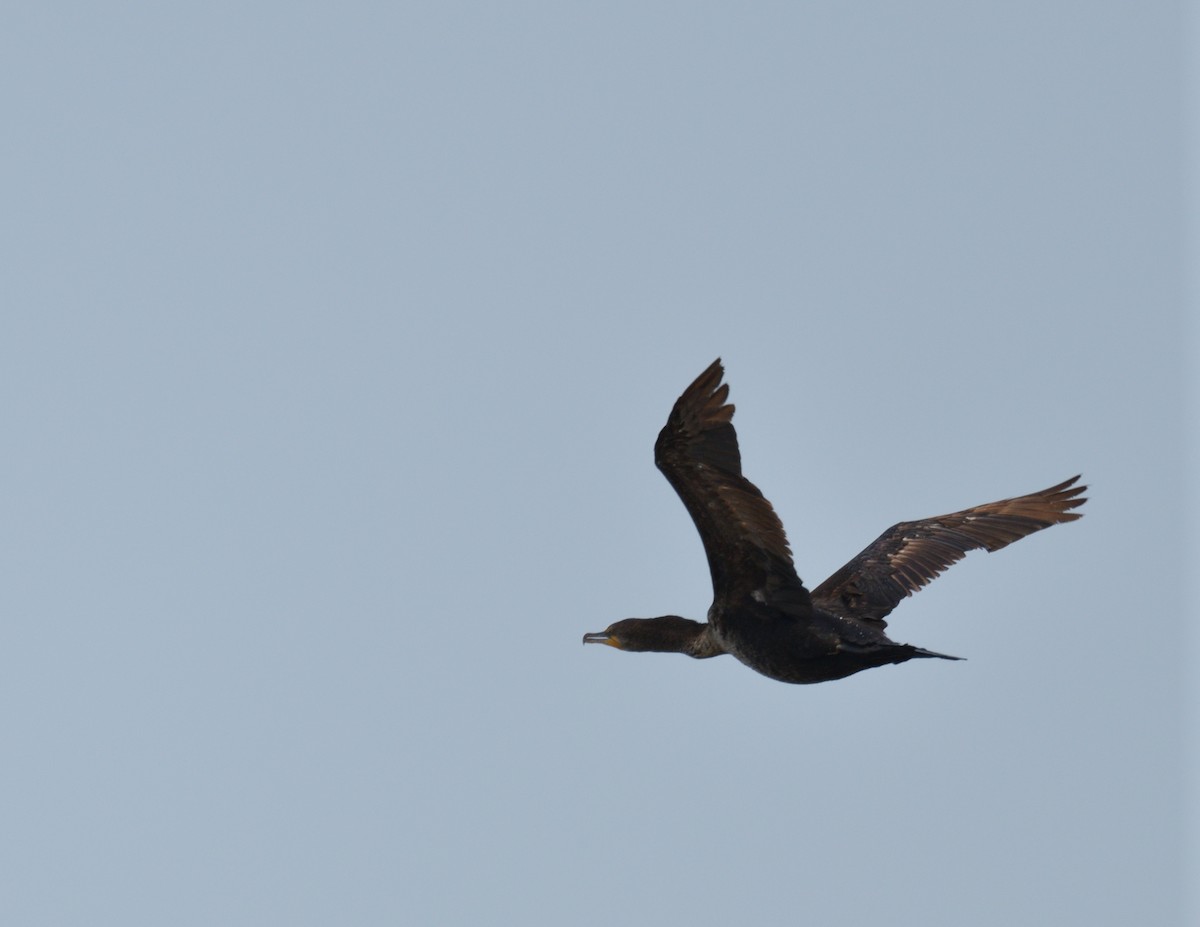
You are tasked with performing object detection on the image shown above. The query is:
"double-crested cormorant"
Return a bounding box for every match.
[583,360,1085,684]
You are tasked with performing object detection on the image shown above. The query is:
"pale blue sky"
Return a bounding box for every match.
[1,3,1192,925]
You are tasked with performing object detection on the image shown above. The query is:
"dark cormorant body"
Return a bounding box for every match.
[583,360,1085,685]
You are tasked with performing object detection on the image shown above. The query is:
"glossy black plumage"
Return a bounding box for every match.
[582,359,1086,684]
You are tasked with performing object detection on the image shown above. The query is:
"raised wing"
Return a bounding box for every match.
[811,476,1086,624]
[654,359,810,612]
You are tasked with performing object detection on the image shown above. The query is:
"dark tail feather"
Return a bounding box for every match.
[911,646,964,662]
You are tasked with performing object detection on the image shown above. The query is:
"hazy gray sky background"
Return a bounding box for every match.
[2,3,1192,925]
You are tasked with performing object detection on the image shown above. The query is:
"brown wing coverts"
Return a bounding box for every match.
[811,476,1086,624]
[653,359,800,601]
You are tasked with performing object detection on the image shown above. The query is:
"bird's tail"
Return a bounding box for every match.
[911,646,964,661]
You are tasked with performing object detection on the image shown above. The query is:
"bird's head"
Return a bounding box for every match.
[582,616,711,655]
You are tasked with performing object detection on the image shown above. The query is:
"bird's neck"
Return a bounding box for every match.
[647,616,725,659]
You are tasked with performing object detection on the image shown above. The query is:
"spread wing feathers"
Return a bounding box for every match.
[811,476,1086,625]
[654,359,809,610]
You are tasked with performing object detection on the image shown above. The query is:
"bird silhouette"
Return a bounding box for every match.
[583,359,1086,684]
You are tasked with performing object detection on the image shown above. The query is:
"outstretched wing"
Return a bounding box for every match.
[811,476,1086,625]
[654,359,810,613]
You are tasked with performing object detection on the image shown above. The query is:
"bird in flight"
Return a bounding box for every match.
[583,359,1085,684]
